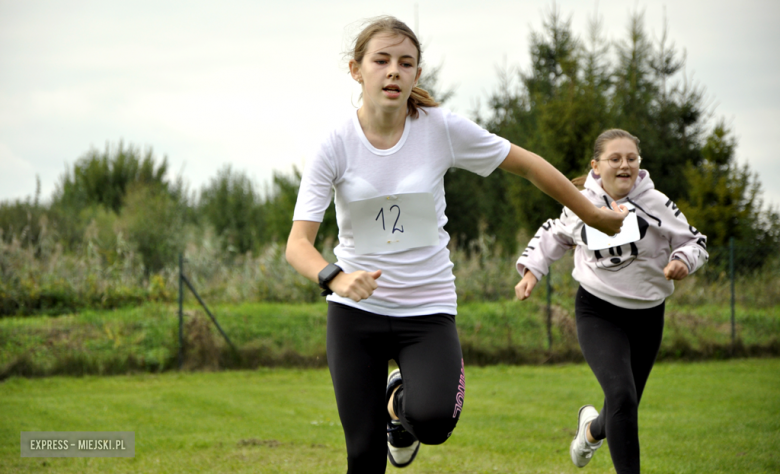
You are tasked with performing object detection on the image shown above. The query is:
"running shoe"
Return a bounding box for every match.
[570,405,603,467]
[386,368,420,468]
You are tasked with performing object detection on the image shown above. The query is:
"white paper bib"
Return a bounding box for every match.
[585,208,641,250]
[349,193,439,255]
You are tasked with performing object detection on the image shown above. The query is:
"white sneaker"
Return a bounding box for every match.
[570,405,603,467]
[386,369,420,468]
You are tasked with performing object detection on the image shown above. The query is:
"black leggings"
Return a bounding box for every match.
[575,286,665,474]
[326,302,465,474]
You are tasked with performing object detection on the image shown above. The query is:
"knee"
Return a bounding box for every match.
[405,409,460,445]
[606,385,639,414]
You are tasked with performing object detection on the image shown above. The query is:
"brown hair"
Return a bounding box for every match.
[350,16,438,119]
[593,129,641,161]
[571,175,587,190]
[571,129,642,187]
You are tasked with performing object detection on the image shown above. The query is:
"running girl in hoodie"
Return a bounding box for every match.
[286,17,628,474]
[514,129,708,474]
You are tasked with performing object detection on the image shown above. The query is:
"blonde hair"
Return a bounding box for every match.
[349,16,438,119]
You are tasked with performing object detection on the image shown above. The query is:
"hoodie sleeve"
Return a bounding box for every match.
[516,207,579,280]
[660,197,709,274]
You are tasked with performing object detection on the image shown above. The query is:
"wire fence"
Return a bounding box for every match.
[533,238,779,354]
[0,236,775,378]
[172,238,778,368]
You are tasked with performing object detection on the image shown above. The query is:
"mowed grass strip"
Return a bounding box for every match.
[1,359,778,473]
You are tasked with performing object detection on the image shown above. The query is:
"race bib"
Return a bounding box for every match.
[349,193,439,255]
[585,209,640,250]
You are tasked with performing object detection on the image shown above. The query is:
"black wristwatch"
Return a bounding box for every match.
[318,263,343,296]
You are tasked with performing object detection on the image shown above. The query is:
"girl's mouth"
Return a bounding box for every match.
[383,85,401,98]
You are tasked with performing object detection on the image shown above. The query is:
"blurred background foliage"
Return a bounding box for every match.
[0,8,777,316]
[450,9,777,255]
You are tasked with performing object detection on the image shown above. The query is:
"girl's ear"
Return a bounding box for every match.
[590,159,600,176]
[349,59,362,83]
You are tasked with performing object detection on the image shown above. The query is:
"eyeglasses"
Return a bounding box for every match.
[597,155,642,169]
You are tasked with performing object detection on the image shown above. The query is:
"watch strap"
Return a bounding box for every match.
[318,263,342,296]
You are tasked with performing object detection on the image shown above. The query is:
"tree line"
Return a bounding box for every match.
[1,8,777,278]
[443,8,778,258]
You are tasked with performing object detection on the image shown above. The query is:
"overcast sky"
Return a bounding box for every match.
[1,0,778,210]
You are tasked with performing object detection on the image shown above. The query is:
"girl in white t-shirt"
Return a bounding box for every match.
[286,16,627,472]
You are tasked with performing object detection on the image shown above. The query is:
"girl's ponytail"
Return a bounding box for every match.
[571,175,588,190]
[407,86,439,119]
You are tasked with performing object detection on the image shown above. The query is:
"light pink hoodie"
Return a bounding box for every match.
[516,169,709,309]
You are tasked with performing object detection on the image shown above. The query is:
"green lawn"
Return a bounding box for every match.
[1,359,778,473]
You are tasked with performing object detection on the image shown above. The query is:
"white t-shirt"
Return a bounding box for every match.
[293,107,510,316]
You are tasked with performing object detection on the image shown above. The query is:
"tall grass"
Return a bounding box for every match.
[2,223,778,317]
[0,224,164,316]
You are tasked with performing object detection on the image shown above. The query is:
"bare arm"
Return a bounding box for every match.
[498,144,627,235]
[286,220,331,283]
[285,220,381,302]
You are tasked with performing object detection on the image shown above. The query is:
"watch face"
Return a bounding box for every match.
[319,264,341,288]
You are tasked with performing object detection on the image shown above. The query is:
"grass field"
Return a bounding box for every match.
[1,359,778,473]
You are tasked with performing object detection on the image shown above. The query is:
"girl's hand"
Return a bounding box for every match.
[592,202,629,236]
[330,270,382,302]
[515,270,539,301]
[664,259,689,281]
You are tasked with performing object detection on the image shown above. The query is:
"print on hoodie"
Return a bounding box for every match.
[580,211,650,272]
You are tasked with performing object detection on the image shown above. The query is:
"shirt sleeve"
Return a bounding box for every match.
[661,198,709,274]
[444,110,511,177]
[292,141,337,223]
[516,207,579,280]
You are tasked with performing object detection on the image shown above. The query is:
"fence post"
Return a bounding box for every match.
[178,253,184,370]
[730,237,736,350]
[180,275,237,351]
[546,268,552,351]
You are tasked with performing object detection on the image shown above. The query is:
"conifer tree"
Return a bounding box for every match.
[678,122,779,252]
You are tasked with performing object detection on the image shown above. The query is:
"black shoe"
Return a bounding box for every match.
[386,369,420,468]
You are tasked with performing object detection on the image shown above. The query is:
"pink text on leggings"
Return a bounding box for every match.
[452,358,465,418]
